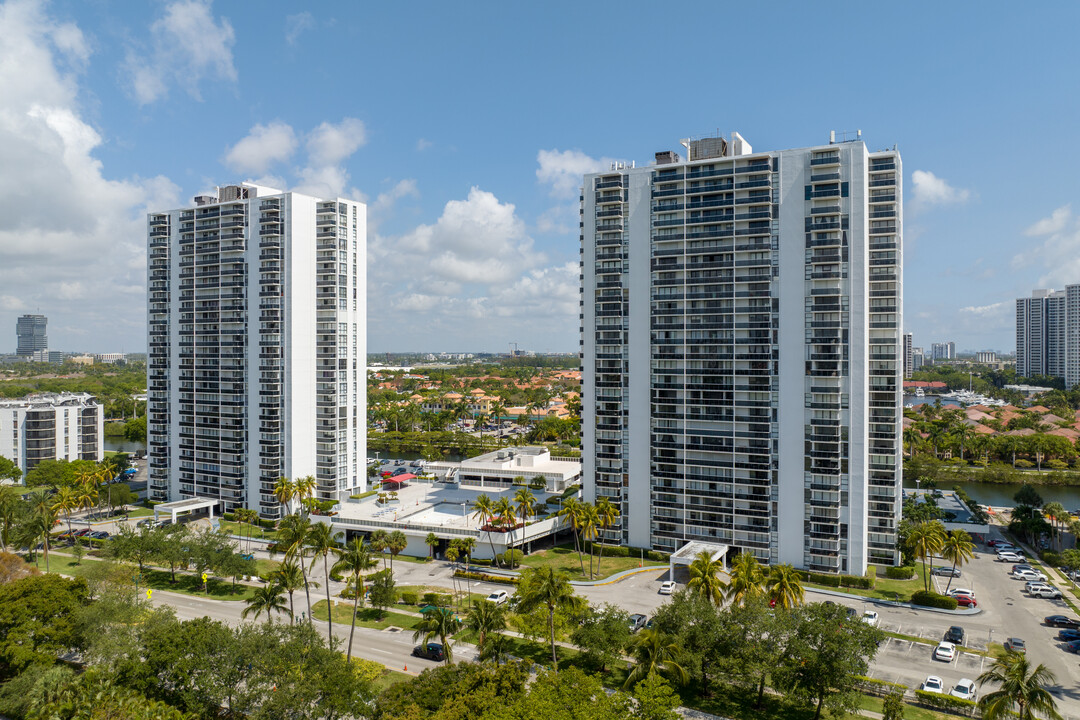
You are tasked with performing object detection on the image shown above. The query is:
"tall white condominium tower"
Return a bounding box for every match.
[1016,288,1066,380]
[581,132,903,574]
[148,184,367,517]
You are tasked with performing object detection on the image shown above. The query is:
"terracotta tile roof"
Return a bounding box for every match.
[1005,428,1037,436]
[1047,427,1080,440]
[973,424,997,435]
[1028,405,1051,413]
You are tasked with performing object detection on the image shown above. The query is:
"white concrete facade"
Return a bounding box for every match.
[0,392,103,475]
[581,133,902,574]
[148,184,367,518]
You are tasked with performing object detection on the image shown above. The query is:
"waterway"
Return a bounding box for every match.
[104,438,147,455]
[903,394,961,408]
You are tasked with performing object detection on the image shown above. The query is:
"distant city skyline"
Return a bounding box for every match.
[2,1,1080,353]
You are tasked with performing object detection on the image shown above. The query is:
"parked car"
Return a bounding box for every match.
[950,679,977,701]
[658,580,677,595]
[954,595,978,608]
[412,643,445,661]
[486,590,509,606]
[933,641,956,662]
[1004,637,1026,653]
[944,626,965,644]
[1065,639,1080,654]
[74,529,92,537]
[997,552,1024,563]
[931,566,961,577]
[920,675,945,693]
[628,614,648,632]
[862,611,879,627]
[1013,569,1048,582]
[1026,581,1052,593]
[1012,564,1036,574]
[946,588,975,598]
[1057,629,1080,642]
[1045,615,1080,629]
[1031,586,1063,599]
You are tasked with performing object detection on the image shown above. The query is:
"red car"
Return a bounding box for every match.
[954,595,977,608]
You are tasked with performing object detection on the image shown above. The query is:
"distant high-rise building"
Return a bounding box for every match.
[0,392,102,474]
[147,183,367,517]
[581,132,903,574]
[975,351,997,364]
[16,314,47,357]
[903,333,913,379]
[1017,286,1080,386]
[930,342,955,363]
[912,347,924,372]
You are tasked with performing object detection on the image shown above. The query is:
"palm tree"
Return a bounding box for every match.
[413,607,460,665]
[594,497,620,576]
[940,530,976,593]
[903,425,923,458]
[687,550,726,606]
[622,628,689,690]
[425,532,439,560]
[515,566,582,670]
[558,497,586,576]
[27,488,58,572]
[726,551,765,605]
[294,475,317,514]
[494,496,517,566]
[1043,502,1067,551]
[977,651,1062,720]
[471,494,499,568]
[273,514,314,624]
[305,522,342,643]
[580,502,600,579]
[0,485,20,552]
[273,477,295,518]
[927,423,950,458]
[907,520,947,592]
[96,462,118,518]
[368,528,389,569]
[387,530,408,574]
[331,538,378,661]
[765,563,805,608]
[479,632,512,665]
[514,487,535,555]
[458,536,476,575]
[242,584,289,624]
[465,599,508,655]
[52,486,79,537]
[272,559,306,624]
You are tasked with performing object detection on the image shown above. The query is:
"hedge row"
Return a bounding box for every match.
[913,689,977,714]
[219,512,276,529]
[885,565,916,580]
[455,570,519,586]
[910,590,959,610]
[581,542,669,562]
[854,675,907,698]
[797,571,875,589]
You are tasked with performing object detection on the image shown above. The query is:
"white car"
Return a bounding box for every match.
[1031,585,1063,599]
[486,590,509,605]
[933,641,956,662]
[1026,581,1052,593]
[862,610,879,627]
[658,580,677,595]
[950,678,977,701]
[947,588,975,599]
[1013,569,1048,582]
[921,675,945,693]
[997,552,1024,563]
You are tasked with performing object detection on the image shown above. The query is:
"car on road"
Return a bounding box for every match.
[486,590,509,605]
[862,611,879,627]
[1065,639,1080,654]
[931,566,961,577]
[950,679,977,701]
[997,552,1024,563]
[1058,629,1080,642]
[412,643,445,661]
[933,641,956,662]
[944,626,965,644]
[1004,637,1026,653]
[1045,615,1080,629]
[628,614,648,632]
[658,580,677,595]
[920,675,945,693]
[953,595,978,608]
[1031,585,1063,599]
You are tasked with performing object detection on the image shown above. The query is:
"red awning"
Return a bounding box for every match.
[383,474,415,486]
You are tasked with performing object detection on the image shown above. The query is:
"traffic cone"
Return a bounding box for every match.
[403,664,408,672]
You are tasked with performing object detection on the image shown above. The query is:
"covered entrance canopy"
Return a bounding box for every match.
[153,497,219,524]
[669,540,730,581]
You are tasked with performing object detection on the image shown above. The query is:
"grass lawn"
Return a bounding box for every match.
[804,564,930,603]
[373,669,411,691]
[254,558,280,576]
[516,545,666,581]
[397,584,487,607]
[311,600,427,631]
[122,506,155,518]
[219,520,278,541]
[855,694,952,720]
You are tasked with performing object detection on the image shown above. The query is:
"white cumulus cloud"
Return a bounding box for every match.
[124,0,236,105]
[536,149,612,199]
[959,302,1007,317]
[285,11,314,45]
[1025,204,1071,236]
[911,170,971,206]
[222,122,297,175]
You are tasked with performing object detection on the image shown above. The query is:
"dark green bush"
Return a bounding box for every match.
[885,565,916,580]
[840,573,875,589]
[910,590,958,609]
[914,689,977,712]
[400,591,419,605]
[1040,550,1062,567]
[854,675,907,698]
[806,572,841,587]
[455,570,519,586]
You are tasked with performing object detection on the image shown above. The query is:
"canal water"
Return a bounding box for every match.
[104,438,147,455]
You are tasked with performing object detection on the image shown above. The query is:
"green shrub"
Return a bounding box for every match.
[1014,459,1034,468]
[501,549,523,566]
[350,490,378,500]
[455,570,519,586]
[913,689,977,713]
[422,592,441,606]
[400,591,419,605]
[222,511,236,521]
[1040,550,1062,567]
[854,675,907,698]
[885,565,916,580]
[840,573,875,589]
[805,572,841,587]
[910,590,958,609]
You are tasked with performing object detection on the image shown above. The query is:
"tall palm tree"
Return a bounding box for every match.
[953,423,974,462]
[27,488,58,572]
[471,494,499,568]
[907,520,947,592]
[425,532,439,560]
[903,425,923,458]
[940,530,976,593]
[580,502,600,579]
[331,538,378,661]
[515,566,582,670]
[977,651,1062,720]
[927,423,950,459]
[273,514,314,624]
[622,628,689,690]
[386,530,408,574]
[272,559,306,624]
[1043,502,1067,551]
[494,496,517,566]
[687,550,726,606]
[368,528,389,570]
[294,475,317,514]
[765,563,805,608]
[413,607,460,665]
[0,485,20,552]
[558,497,586,576]
[514,487,535,555]
[465,599,508,655]
[726,551,765,605]
[52,486,79,537]
[242,584,289,624]
[273,477,295,518]
[480,632,512,665]
[458,536,476,575]
[305,522,342,644]
[594,497,620,576]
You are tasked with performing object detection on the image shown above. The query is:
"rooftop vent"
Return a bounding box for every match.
[655,150,680,165]
[193,194,216,207]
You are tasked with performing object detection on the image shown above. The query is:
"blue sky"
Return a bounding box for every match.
[1,0,1079,354]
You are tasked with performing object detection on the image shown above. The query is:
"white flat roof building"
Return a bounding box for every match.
[427,446,582,493]
[0,392,103,475]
